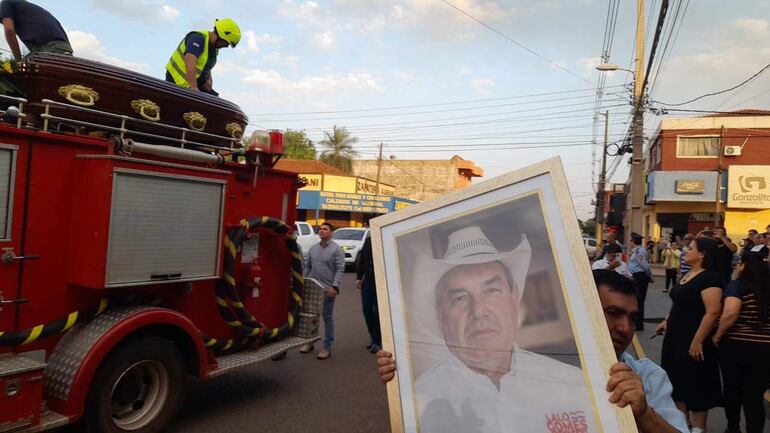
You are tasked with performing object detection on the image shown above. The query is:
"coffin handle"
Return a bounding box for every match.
[131,99,161,122]
[58,85,99,107]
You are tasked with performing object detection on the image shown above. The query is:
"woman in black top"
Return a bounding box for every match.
[656,237,723,432]
[713,254,770,433]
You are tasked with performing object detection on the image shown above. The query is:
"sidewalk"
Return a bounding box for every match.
[634,268,770,432]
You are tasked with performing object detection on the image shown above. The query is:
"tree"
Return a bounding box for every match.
[318,125,359,174]
[580,218,597,237]
[283,129,316,160]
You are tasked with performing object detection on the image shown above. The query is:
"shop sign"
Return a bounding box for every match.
[728,165,770,209]
[299,174,322,191]
[356,177,395,196]
[319,191,391,214]
[675,179,704,194]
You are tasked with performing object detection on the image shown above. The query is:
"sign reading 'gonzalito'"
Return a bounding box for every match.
[728,165,770,209]
[319,191,391,213]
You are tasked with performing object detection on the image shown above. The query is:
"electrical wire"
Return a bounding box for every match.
[654,62,770,107]
[248,86,623,116]
[438,0,592,85]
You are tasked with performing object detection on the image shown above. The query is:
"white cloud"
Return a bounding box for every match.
[457,65,474,75]
[67,30,150,72]
[576,56,602,78]
[90,0,180,24]
[254,33,283,45]
[313,31,336,51]
[241,69,382,96]
[243,31,260,53]
[160,5,180,20]
[262,53,300,69]
[470,78,496,94]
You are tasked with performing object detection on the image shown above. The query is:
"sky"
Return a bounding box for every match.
[5,0,770,218]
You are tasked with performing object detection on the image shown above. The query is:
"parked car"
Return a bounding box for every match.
[295,221,319,258]
[583,237,597,257]
[332,227,370,270]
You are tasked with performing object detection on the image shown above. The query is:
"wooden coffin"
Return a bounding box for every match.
[14,53,248,148]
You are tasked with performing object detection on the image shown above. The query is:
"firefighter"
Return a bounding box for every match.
[0,0,72,60]
[165,18,241,96]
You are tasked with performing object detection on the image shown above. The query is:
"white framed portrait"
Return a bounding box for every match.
[371,158,637,433]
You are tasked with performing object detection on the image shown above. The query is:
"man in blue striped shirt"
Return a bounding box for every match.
[677,233,694,280]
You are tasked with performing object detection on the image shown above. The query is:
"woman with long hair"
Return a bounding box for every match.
[713,253,770,433]
[656,237,723,433]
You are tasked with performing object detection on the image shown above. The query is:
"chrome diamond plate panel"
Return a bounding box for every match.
[44,306,157,401]
[210,335,320,378]
[0,353,45,377]
[302,277,324,314]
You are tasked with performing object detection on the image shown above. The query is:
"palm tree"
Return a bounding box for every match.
[319,125,359,174]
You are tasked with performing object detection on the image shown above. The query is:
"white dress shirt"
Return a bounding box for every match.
[415,348,597,433]
[591,258,633,278]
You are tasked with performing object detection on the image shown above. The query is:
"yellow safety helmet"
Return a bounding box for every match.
[215,18,241,48]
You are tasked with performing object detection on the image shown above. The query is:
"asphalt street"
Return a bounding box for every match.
[168,271,391,433]
[57,269,769,433]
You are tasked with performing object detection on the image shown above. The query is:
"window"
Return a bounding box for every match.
[676,136,720,158]
[298,223,311,236]
[587,239,596,247]
[333,229,366,241]
[0,146,17,241]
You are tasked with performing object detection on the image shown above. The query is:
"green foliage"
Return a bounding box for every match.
[283,129,316,160]
[318,125,359,174]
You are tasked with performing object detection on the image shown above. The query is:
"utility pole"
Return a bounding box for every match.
[714,126,725,227]
[628,0,646,243]
[375,142,383,195]
[595,111,609,245]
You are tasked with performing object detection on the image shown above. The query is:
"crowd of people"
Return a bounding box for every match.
[592,227,770,433]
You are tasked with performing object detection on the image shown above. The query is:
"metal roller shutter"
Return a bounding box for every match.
[106,169,224,286]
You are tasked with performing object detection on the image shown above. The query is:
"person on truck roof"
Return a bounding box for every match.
[165,18,241,96]
[0,0,72,60]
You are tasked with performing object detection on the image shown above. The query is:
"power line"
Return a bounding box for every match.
[654,62,770,106]
[250,87,621,116]
[273,103,630,133]
[438,0,592,85]
[257,92,628,122]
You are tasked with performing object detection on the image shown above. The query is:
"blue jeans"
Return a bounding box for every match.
[322,294,336,349]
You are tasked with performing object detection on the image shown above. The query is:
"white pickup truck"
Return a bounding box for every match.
[295,221,320,258]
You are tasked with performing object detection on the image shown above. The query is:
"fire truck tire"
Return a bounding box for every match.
[83,336,187,433]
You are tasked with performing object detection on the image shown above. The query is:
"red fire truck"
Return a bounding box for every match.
[0,95,322,433]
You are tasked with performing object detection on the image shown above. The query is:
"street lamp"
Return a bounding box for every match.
[595,63,635,76]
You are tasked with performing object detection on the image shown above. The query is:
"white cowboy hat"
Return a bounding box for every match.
[410,226,531,338]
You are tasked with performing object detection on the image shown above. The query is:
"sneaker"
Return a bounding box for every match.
[299,344,314,353]
[317,349,332,360]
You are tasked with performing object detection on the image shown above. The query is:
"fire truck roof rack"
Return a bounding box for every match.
[22,97,244,156]
[0,94,28,129]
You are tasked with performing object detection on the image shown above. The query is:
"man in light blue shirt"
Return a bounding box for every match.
[595,269,688,433]
[628,233,652,331]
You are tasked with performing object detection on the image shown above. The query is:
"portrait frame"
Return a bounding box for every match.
[370,158,637,433]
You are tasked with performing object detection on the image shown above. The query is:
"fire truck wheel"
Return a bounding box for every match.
[83,336,187,433]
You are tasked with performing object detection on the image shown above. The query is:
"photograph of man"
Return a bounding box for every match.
[406,225,596,433]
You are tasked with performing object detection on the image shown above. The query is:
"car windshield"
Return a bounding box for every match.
[333,229,366,241]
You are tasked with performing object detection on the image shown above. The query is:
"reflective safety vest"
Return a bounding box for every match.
[165,31,210,87]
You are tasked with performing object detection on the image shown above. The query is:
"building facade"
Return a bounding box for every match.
[352,155,483,202]
[275,159,416,228]
[640,110,770,242]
